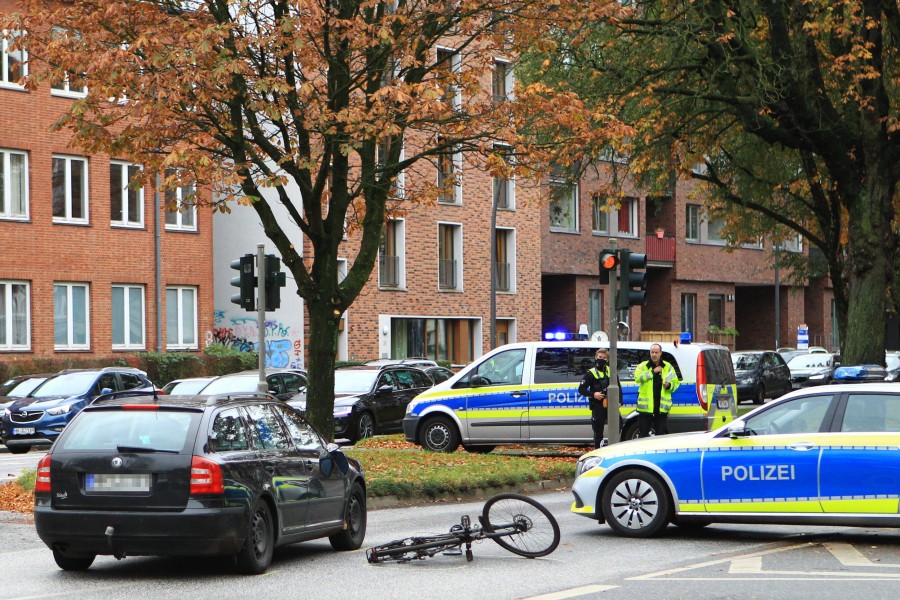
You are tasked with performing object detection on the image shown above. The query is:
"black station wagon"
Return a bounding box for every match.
[33,392,366,574]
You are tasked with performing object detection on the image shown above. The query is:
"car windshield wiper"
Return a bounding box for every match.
[116,445,179,454]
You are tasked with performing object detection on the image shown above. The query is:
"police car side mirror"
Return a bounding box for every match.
[727,420,751,439]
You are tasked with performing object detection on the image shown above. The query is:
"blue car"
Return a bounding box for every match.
[0,367,154,454]
[571,382,900,537]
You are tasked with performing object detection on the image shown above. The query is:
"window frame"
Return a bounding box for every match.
[379,218,406,289]
[614,196,639,237]
[53,282,90,350]
[492,144,515,210]
[681,293,696,337]
[492,58,514,103]
[111,284,146,350]
[0,280,30,351]
[494,227,516,293]
[0,148,28,220]
[166,285,198,350]
[52,155,89,224]
[164,175,197,232]
[436,47,461,111]
[1,30,27,88]
[437,143,463,205]
[685,203,700,241]
[110,161,144,228]
[549,180,579,233]
[437,222,463,291]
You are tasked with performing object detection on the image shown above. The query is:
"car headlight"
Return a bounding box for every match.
[333,407,353,418]
[739,377,754,385]
[0,409,8,418]
[576,455,605,477]
[406,401,417,415]
[46,404,73,416]
[809,373,828,380]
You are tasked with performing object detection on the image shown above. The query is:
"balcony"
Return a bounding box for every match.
[645,234,675,265]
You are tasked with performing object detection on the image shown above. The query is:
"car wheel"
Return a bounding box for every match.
[621,422,642,441]
[329,482,367,551]
[420,415,460,453]
[462,444,496,454]
[6,445,29,455]
[601,468,671,538]
[753,384,766,405]
[235,500,274,575]
[52,549,95,571]
[354,412,375,442]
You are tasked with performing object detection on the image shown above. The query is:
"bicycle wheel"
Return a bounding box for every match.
[367,535,462,563]
[481,493,560,558]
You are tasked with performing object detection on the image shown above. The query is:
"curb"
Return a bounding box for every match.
[366,477,575,510]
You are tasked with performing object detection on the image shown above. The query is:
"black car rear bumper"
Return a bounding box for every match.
[35,503,247,557]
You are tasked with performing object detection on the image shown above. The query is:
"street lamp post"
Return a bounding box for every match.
[774,242,781,349]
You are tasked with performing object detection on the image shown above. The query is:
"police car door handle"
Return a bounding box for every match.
[789,442,816,451]
[510,391,527,398]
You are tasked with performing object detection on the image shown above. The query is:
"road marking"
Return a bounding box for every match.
[823,542,900,568]
[630,542,813,580]
[728,556,763,573]
[522,584,620,599]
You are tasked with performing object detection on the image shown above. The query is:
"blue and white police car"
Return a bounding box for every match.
[571,381,900,537]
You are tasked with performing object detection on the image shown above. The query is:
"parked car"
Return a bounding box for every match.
[161,376,217,395]
[199,369,308,404]
[777,348,810,364]
[0,373,53,417]
[292,365,434,442]
[0,367,154,454]
[731,351,792,404]
[425,366,456,384]
[787,353,840,388]
[33,391,366,573]
[571,382,900,537]
[885,352,900,382]
[363,358,439,368]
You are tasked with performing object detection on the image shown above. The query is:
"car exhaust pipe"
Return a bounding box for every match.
[105,526,126,560]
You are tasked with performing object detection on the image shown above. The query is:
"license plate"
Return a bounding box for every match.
[12,427,34,435]
[85,473,151,493]
[716,397,730,410]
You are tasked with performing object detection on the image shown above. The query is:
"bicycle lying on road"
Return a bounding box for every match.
[366,493,561,563]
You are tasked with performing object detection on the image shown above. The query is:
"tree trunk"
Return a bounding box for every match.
[304,299,340,441]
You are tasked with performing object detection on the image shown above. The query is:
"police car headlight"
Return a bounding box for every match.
[576,455,604,477]
[406,401,417,414]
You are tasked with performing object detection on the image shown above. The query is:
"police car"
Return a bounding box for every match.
[571,382,900,537]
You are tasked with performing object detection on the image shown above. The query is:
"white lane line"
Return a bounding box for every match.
[522,584,620,599]
[823,542,900,568]
[630,542,814,580]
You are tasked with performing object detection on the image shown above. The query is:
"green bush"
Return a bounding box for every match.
[16,469,36,492]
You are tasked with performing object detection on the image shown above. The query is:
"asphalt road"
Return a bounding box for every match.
[2,490,900,599]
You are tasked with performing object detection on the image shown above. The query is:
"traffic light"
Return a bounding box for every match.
[264,254,287,311]
[616,249,647,310]
[230,254,256,311]
[598,249,619,285]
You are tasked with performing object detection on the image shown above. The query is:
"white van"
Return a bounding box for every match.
[402,341,737,452]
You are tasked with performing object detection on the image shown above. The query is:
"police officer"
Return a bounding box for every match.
[635,343,680,437]
[579,348,612,448]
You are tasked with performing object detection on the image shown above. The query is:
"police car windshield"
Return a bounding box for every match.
[31,372,98,398]
[732,354,760,370]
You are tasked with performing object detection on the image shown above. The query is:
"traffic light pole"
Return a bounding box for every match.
[607,239,621,445]
[256,244,268,394]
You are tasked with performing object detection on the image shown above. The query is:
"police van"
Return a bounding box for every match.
[402,341,737,452]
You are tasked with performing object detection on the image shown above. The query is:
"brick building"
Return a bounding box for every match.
[0,8,214,364]
[541,161,836,352]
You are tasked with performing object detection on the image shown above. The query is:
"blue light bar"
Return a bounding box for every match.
[680,331,692,344]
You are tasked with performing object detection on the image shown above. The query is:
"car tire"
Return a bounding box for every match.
[6,445,29,455]
[601,468,671,538]
[462,444,496,454]
[52,549,95,571]
[621,422,642,441]
[235,499,274,575]
[354,412,375,442]
[329,482,367,551]
[753,384,766,405]
[420,415,460,453]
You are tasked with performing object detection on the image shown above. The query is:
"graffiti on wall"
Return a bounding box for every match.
[209,310,304,369]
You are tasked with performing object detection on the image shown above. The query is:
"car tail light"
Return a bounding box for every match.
[121,404,159,410]
[35,455,52,493]
[189,456,224,495]
[696,352,709,412]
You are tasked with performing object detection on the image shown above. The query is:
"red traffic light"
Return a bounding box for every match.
[599,250,619,270]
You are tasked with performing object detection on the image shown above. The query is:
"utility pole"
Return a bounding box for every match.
[257,243,267,394]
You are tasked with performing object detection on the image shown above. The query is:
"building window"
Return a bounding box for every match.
[492,59,513,102]
[54,282,89,349]
[0,281,29,350]
[112,285,145,350]
[437,141,462,204]
[588,289,602,336]
[706,216,727,243]
[52,155,89,224]
[390,317,476,364]
[709,294,724,330]
[681,293,696,337]
[166,286,197,349]
[685,204,700,241]
[49,28,87,97]
[591,194,609,234]
[0,149,27,220]
[494,228,515,292]
[615,197,638,237]
[1,31,27,87]
[492,145,514,210]
[165,176,197,231]
[549,181,578,232]
[110,162,144,227]
[780,234,803,253]
[436,48,461,110]
[438,223,462,290]
[379,219,405,289]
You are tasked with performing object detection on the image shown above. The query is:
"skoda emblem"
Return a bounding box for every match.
[111,457,123,468]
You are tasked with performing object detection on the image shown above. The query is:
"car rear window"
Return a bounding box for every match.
[701,349,736,384]
[56,409,200,453]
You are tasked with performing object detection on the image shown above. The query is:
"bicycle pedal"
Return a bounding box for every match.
[442,548,463,556]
